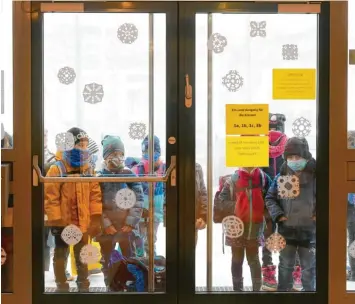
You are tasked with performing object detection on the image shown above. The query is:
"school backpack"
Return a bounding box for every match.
[213,169,269,224]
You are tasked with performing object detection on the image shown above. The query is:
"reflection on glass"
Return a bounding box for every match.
[43,13,166,293]
[0,0,13,149]
[196,13,317,292]
[347,193,355,291]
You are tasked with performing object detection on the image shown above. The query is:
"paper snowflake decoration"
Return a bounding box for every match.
[292,117,312,138]
[277,175,300,199]
[82,83,104,104]
[79,244,101,265]
[250,21,266,38]
[61,224,83,246]
[349,240,355,259]
[57,67,76,85]
[117,23,138,44]
[282,44,298,60]
[55,132,75,152]
[222,215,244,239]
[265,232,286,253]
[207,33,228,54]
[222,70,244,92]
[128,122,146,140]
[1,248,6,265]
[115,188,136,210]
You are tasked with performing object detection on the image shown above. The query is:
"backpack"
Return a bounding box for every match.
[108,249,166,292]
[213,169,268,224]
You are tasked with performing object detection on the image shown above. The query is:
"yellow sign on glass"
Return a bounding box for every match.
[226,104,269,135]
[273,68,316,100]
[226,136,269,167]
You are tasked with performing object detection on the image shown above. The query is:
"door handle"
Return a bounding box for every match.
[32,155,176,186]
[185,74,192,108]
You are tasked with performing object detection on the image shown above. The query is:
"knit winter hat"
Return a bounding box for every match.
[269,113,286,133]
[101,135,125,159]
[141,135,161,154]
[283,137,312,160]
[67,127,89,145]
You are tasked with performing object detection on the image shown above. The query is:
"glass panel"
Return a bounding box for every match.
[43,12,166,293]
[196,13,317,292]
[349,0,355,150]
[348,193,355,291]
[0,0,13,149]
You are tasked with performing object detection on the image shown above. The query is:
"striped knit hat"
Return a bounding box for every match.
[88,137,99,155]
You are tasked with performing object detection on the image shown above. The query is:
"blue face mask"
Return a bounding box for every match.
[287,158,307,172]
[63,149,90,168]
[143,152,160,162]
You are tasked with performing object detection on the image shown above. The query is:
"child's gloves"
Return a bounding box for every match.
[195,218,206,230]
[89,215,102,237]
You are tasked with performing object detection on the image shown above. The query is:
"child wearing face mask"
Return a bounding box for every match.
[265,137,316,291]
[97,135,144,290]
[131,135,166,257]
[44,127,102,292]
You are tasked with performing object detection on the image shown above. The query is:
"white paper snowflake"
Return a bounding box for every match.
[117,23,138,44]
[61,224,83,246]
[57,67,76,85]
[82,83,104,104]
[115,188,136,210]
[222,215,244,239]
[349,240,355,259]
[128,122,146,140]
[292,117,312,138]
[266,232,286,253]
[1,248,6,265]
[79,244,101,265]
[250,21,266,38]
[277,175,300,199]
[282,44,298,60]
[207,33,228,54]
[1,122,4,140]
[222,70,244,92]
[55,132,75,152]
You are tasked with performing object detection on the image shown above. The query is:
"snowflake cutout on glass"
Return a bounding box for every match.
[265,232,286,253]
[221,215,244,239]
[57,67,76,85]
[117,23,138,44]
[207,33,228,54]
[1,248,6,265]
[82,83,104,104]
[349,240,355,259]
[115,188,137,210]
[222,70,244,92]
[128,122,147,140]
[250,21,266,38]
[80,244,101,265]
[55,132,75,152]
[292,117,312,138]
[282,44,298,60]
[1,122,4,140]
[277,175,300,199]
[61,224,83,246]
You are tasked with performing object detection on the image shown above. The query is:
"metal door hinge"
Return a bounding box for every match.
[185,74,192,108]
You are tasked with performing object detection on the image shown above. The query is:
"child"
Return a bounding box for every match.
[132,135,166,257]
[195,163,208,245]
[265,137,316,291]
[97,135,144,289]
[44,127,102,292]
[347,193,355,282]
[216,167,271,291]
[261,129,288,291]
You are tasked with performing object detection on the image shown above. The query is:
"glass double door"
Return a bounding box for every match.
[31,2,329,304]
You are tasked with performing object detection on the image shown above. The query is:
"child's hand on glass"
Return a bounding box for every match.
[121,225,133,233]
[195,218,206,230]
[105,225,117,235]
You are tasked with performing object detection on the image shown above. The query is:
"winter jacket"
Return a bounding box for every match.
[265,159,316,242]
[132,159,166,223]
[196,163,208,222]
[44,155,102,233]
[217,168,271,247]
[262,131,288,180]
[98,167,144,233]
